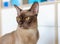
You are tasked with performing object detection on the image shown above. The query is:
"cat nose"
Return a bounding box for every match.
[20,22,22,24]
[20,21,23,24]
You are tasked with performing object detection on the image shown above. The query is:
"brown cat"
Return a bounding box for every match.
[0,2,39,44]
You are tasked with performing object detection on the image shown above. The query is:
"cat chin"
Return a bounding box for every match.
[18,25,28,29]
[19,26,28,29]
[21,27,28,29]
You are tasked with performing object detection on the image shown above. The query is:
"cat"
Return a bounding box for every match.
[0,2,39,44]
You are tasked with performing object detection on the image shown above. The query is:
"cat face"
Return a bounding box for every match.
[14,2,39,29]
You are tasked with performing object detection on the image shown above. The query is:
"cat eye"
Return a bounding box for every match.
[17,17,21,21]
[25,17,30,21]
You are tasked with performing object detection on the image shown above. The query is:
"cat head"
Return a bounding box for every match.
[14,2,39,29]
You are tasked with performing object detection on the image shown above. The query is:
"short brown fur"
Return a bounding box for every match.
[0,2,39,44]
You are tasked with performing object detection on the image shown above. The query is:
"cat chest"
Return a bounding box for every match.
[21,29,37,41]
[16,29,37,44]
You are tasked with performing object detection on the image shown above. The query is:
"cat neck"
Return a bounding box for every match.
[15,25,38,43]
[16,22,38,35]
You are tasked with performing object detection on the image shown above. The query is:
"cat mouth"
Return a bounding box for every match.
[20,25,28,29]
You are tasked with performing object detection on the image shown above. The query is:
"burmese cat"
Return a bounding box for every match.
[0,2,39,44]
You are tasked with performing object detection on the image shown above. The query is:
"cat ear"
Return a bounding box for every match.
[30,2,39,15]
[14,5,22,16]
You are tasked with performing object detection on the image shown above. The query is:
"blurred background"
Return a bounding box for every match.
[0,0,60,44]
[2,0,54,7]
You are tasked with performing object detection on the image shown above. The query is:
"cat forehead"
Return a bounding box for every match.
[20,10,34,16]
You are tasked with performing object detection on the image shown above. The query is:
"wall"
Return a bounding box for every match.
[1,8,17,35]
[58,3,60,44]
[37,4,55,44]
[0,0,2,37]
[1,4,56,44]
